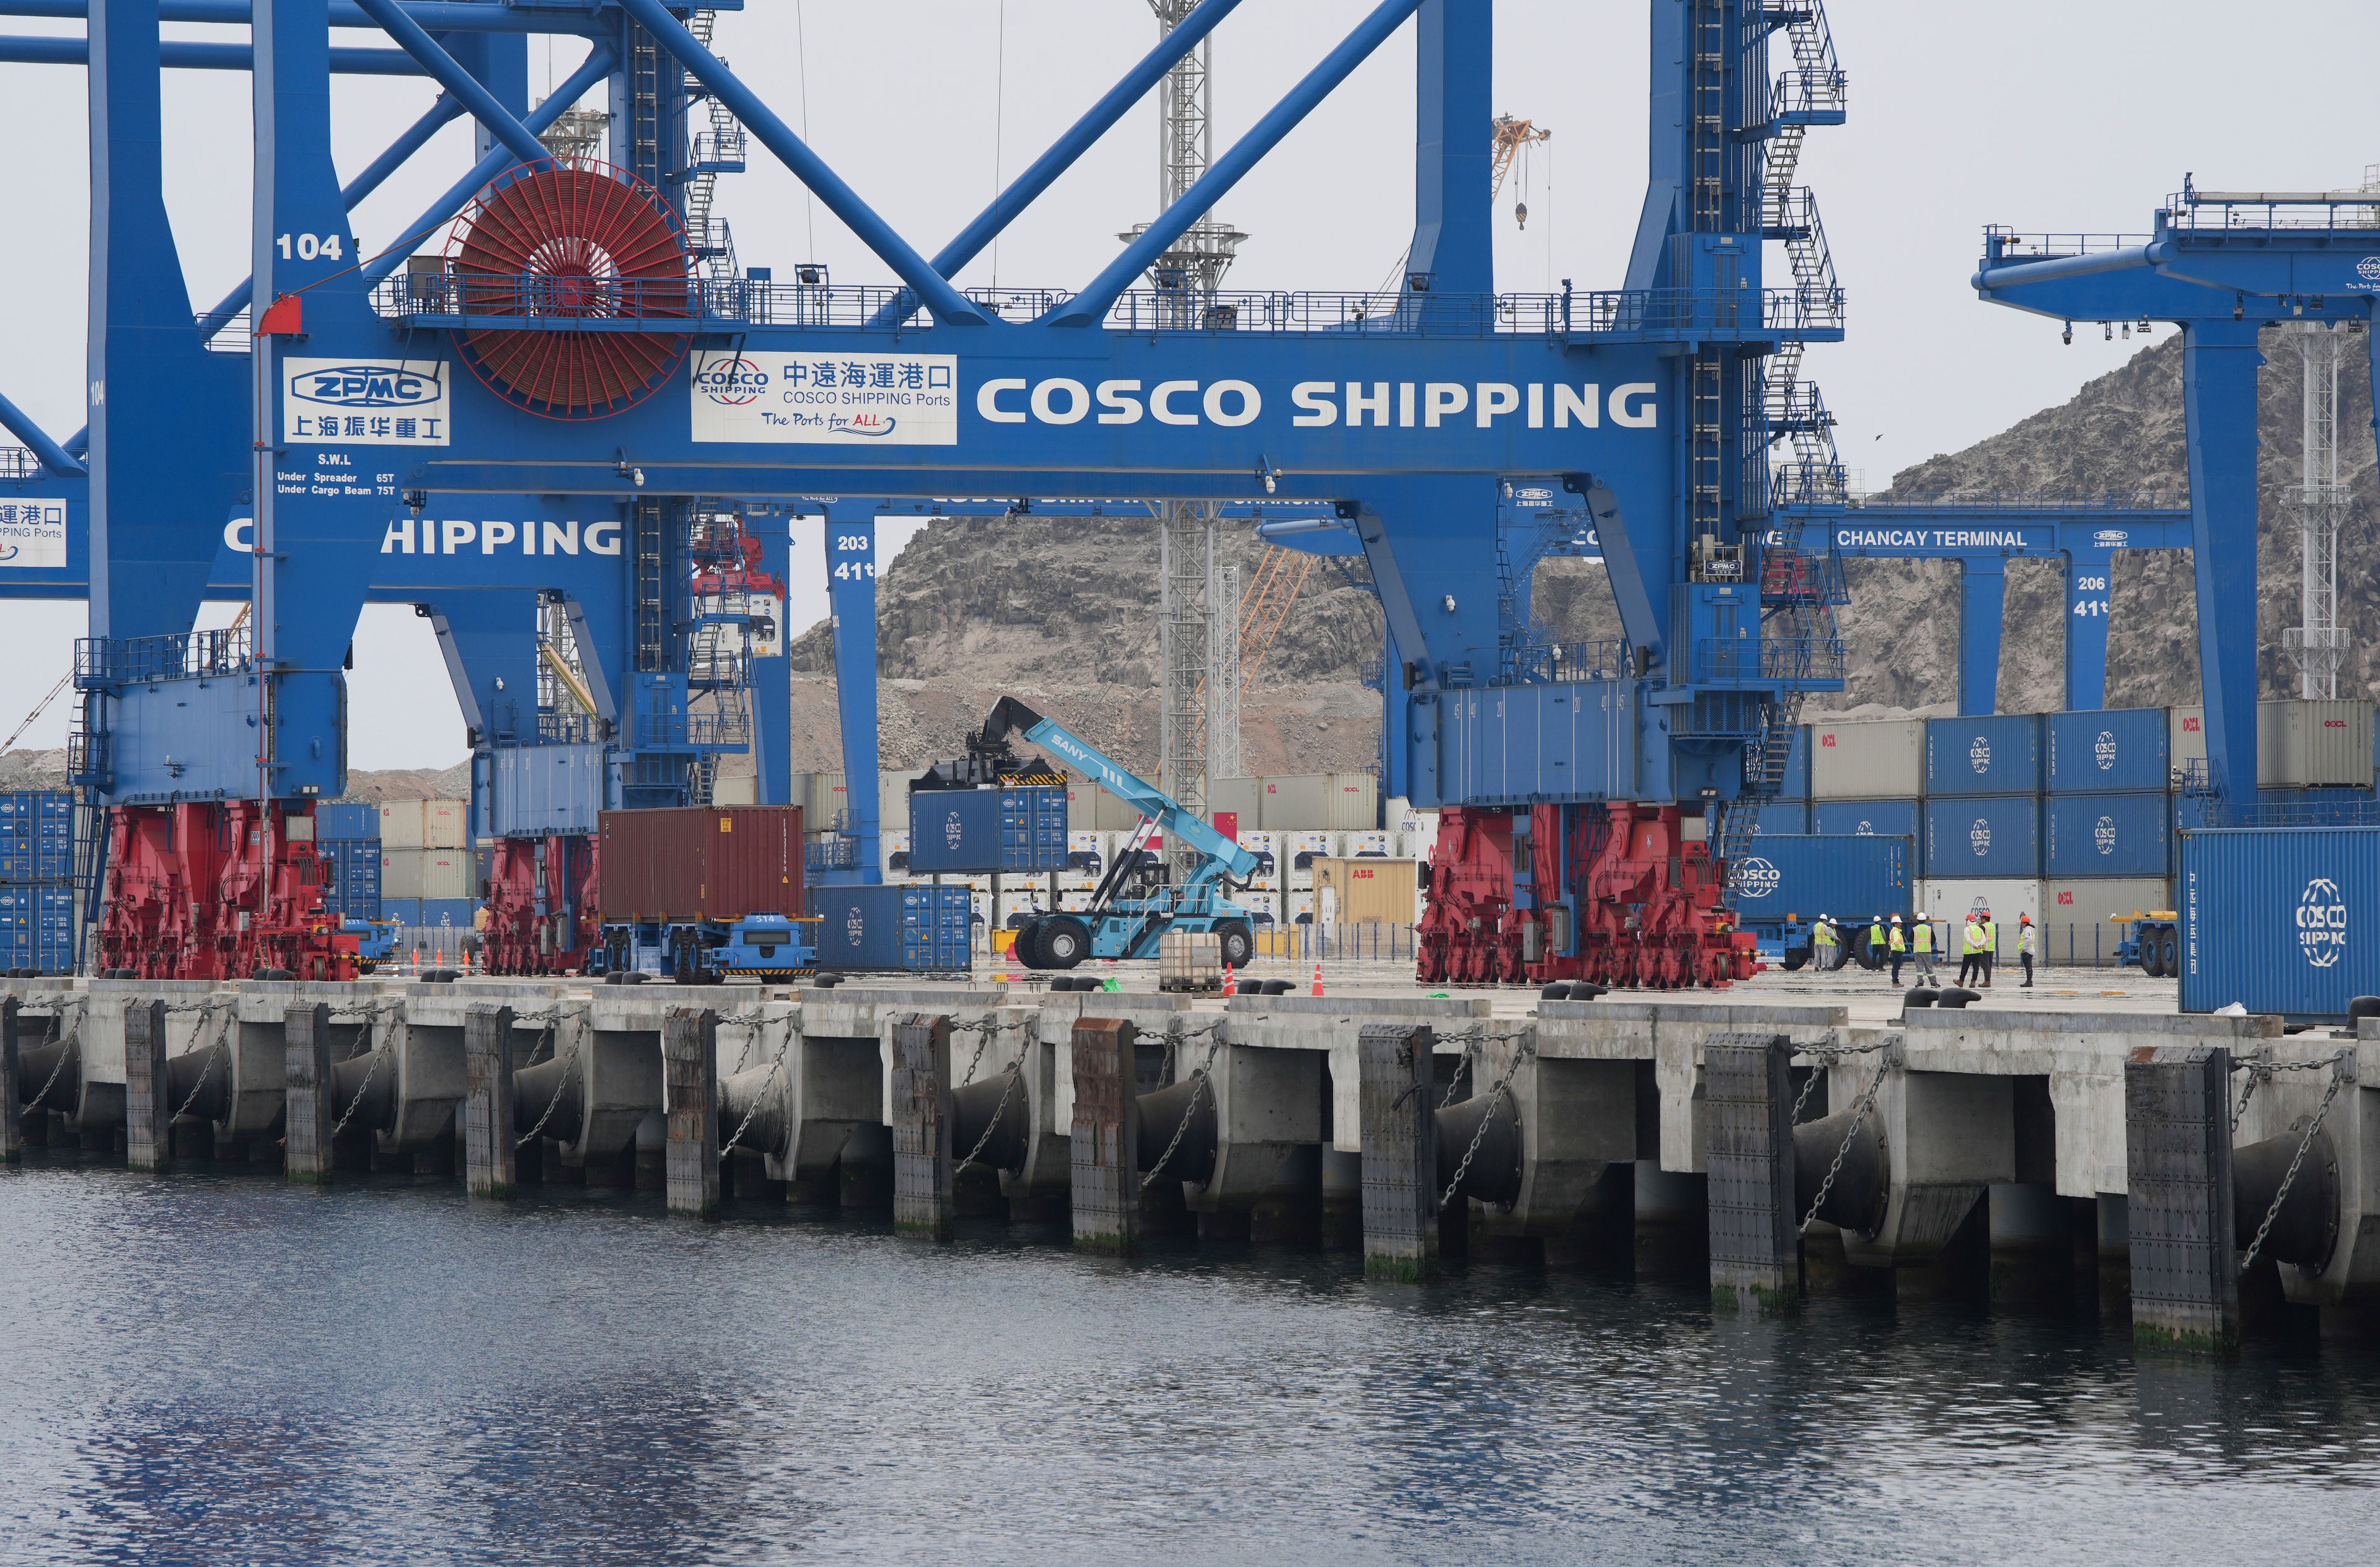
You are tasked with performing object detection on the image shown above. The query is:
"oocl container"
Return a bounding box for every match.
[2045,708,2171,794]
[2260,700,2374,789]
[1926,714,2043,796]
[1924,796,2041,878]
[597,806,805,921]
[2043,791,2172,879]
[1724,835,1911,929]
[1810,718,1924,799]
[2179,825,2380,1021]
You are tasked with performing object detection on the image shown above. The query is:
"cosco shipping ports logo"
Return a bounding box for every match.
[2298,879,2348,968]
[694,357,769,406]
[2355,255,2380,291]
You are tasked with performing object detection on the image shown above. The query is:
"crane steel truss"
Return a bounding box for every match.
[29,0,1859,990]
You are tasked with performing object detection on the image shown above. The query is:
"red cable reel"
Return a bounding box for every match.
[445,159,693,420]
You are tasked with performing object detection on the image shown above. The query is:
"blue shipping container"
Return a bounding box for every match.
[1726,835,1911,928]
[1744,800,1810,836]
[1924,796,2042,877]
[323,839,384,919]
[490,742,610,837]
[379,898,421,926]
[2180,826,2380,1020]
[0,789,73,882]
[1926,714,2044,796]
[2043,791,2172,878]
[2045,708,2171,794]
[809,884,973,971]
[420,898,477,929]
[1770,727,1811,799]
[315,802,381,841]
[908,786,1067,874]
[0,886,73,973]
[1810,799,1923,872]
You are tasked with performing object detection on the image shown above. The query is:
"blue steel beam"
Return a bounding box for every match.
[355,41,615,288]
[0,0,635,32]
[0,34,425,70]
[615,0,989,328]
[0,388,83,476]
[347,0,549,169]
[867,0,1246,328]
[1051,0,1427,327]
[819,507,879,882]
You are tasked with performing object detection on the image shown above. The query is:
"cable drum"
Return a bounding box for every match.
[446,160,693,419]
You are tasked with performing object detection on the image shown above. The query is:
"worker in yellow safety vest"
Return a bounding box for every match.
[1980,914,1999,986]
[1886,914,1907,985]
[1910,911,1937,985]
[1810,914,1837,974]
[1957,915,1988,986]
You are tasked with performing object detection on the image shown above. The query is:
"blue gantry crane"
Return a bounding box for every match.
[30,0,1861,990]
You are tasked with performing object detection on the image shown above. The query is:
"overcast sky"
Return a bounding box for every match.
[1,1,2373,765]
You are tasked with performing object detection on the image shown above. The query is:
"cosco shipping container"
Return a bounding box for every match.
[1924,796,2042,879]
[807,884,972,972]
[315,802,381,841]
[1724,835,1911,929]
[1926,714,2043,796]
[1810,799,1922,872]
[2180,825,2380,1021]
[1743,800,1810,837]
[2042,791,2172,879]
[598,806,805,921]
[906,786,1066,874]
[2045,708,2171,794]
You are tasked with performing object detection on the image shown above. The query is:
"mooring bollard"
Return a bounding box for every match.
[1358,1022,1439,1283]
[462,1004,519,1199]
[0,996,21,1164]
[891,1012,954,1241]
[1069,1017,1140,1256]
[2125,1044,2237,1354]
[283,1003,337,1185]
[664,1007,721,1219]
[122,999,171,1174]
[1704,1031,1800,1315]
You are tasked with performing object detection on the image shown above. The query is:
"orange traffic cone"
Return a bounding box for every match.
[1222,960,1235,996]
[1310,959,1324,997]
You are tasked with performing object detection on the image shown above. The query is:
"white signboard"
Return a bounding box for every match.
[690,351,959,445]
[0,498,66,568]
[282,358,451,446]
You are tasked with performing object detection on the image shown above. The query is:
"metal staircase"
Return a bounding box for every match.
[681,7,747,291]
[1712,0,1849,893]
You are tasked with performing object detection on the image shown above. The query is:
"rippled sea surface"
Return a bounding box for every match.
[5,1157,2379,1566]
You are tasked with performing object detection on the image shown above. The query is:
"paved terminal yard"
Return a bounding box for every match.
[2,956,2358,1353]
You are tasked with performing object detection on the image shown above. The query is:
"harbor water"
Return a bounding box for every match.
[4,1159,2379,1565]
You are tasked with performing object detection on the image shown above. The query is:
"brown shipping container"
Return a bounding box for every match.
[598,806,805,922]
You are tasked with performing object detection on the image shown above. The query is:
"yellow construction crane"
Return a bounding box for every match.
[1491,113,1552,228]
[1236,544,1316,686]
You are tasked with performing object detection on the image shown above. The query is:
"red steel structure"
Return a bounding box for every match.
[97,801,355,981]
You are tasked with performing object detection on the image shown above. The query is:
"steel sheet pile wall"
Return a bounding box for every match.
[599,807,805,922]
[0,791,73,972]
[2180,826,2379,1021]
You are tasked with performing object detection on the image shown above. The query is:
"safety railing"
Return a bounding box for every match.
[1,446,40,479]
[1980,226,2153,260]
[74,626,253,688]
[1758,541,1847,607]
[1694,635,1847,687]
[1769,66,1847,124]
[374,273,1844,341]
[805,835,862,874]
[1770,460,1851,510]
[2196,792,2380,828]
[2167,191,2380,234]
[1503,639,1629,685]
[687,128,747,170]
[1851,489,2190,511]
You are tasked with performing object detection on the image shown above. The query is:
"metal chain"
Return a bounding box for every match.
[513,1017,576,1149]
[1439,1039,1535,1211]
[160,1001,239,1121]
[20,1006,81,1115]
[1142,1032,1227,1190]
[718,1015,795,1162]
[1439,1040,1476,1110]
[326,1045,387,1139]
[1788,1040,1892,1126]
[2241,1054,2353,1270]
[953,1061,1024,1171]
[1797,1042,1897,1234]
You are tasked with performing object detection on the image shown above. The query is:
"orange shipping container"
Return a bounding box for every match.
[1309,856,1420,926]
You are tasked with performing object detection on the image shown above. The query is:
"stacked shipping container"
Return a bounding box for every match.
[0,791,73,972]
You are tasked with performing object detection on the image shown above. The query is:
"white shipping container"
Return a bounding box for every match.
[1343,830,1393,857]
[710,775,757,805]
[2170,701,2377,789]
[1261,775,1331,832]
[1811,719,1925,800]
[2041,877,2173,962]
[1210,776,1263,827]
[377,800,426,849]
[422,799,469,850]
[381,849,470,902]
[1235,830,1280,885]
[1326,771,1380,831]
[1288,890,1316,924]
[1237,890,1281,924]
[1918,879,2044,951]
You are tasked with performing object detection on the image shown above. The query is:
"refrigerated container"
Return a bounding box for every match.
[1810,719,1924,799]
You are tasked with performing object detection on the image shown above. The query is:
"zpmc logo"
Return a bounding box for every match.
[2094,729,2117,770]
[1735,856,1781,898]
[2297,879,2348,968]
[1969,737,1992,773]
